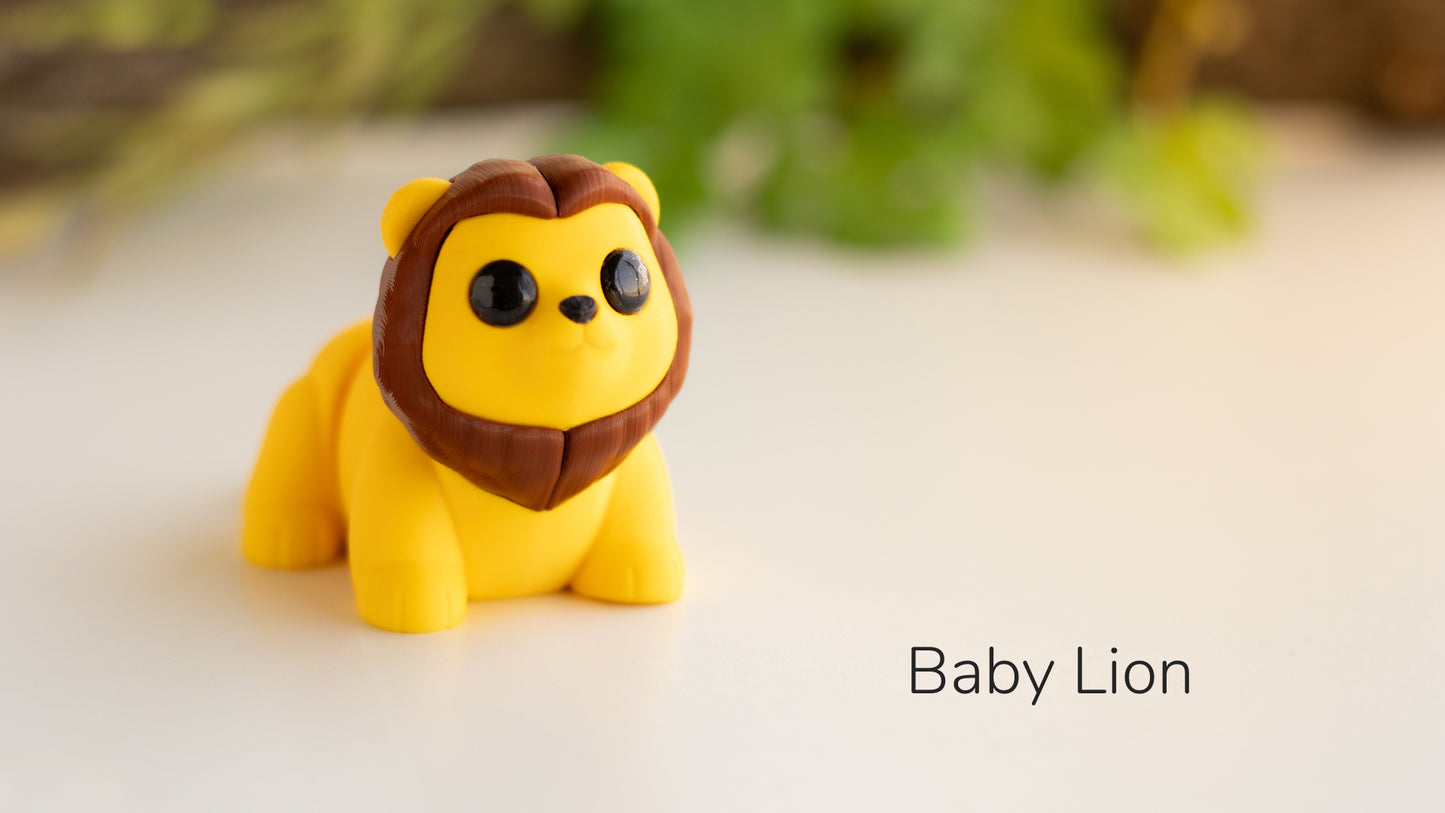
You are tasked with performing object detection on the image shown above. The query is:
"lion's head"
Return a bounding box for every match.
[372,154,692,511]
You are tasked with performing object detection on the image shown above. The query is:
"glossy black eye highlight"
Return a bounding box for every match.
[469,260,538,327]
[600,248,651,315]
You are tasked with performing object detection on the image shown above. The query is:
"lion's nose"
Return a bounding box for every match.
[558,295,597,324]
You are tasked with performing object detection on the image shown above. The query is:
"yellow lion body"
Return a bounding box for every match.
[241,158,687,633]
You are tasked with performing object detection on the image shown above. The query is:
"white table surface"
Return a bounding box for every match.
[1,109,1442,811]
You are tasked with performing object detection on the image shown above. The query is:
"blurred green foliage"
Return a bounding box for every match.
[572,0,1256,249]
[2,0,503,214]
[1093,99,1258,250]
[0,0,1256,254]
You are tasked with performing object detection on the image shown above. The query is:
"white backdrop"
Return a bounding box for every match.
[1,109,1441,810]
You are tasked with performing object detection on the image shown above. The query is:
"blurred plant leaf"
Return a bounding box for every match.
[1091,99,1259,251]
[2,0,216,49]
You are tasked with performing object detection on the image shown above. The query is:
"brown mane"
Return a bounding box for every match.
[372,154,692,511]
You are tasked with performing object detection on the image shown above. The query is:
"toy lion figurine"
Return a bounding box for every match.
[241,155,692,633]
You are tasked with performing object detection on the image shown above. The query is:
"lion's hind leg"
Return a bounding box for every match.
[241,322,369,569]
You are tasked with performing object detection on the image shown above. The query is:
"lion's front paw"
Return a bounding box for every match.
[571,537,684,605]
[352,563,467,633]
[242,507,343,570]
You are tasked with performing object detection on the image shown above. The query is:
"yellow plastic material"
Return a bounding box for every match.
[602,161,660,224]
[241,166,684,633]
[380,177,451,257]
[422,205,676,428]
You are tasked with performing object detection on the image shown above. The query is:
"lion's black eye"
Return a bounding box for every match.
[600,248,650,315]
[469,260,537,327]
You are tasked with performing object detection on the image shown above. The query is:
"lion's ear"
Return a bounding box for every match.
[381,177,451,257]
[603,162,661,226]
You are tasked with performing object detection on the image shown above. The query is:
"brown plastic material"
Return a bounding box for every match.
[373,154,693,512]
